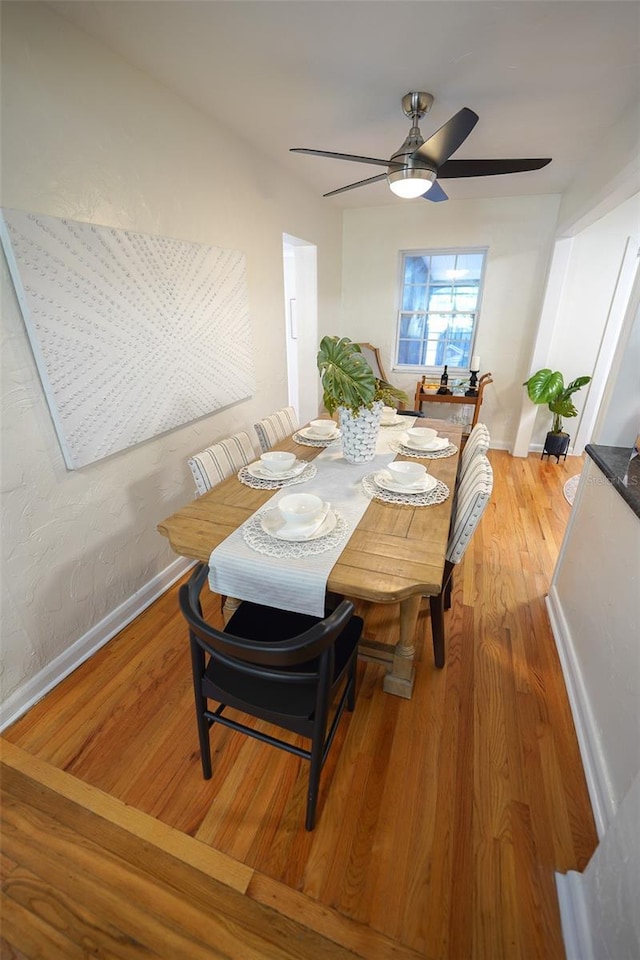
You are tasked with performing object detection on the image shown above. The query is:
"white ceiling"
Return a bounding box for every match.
[49,0,640,208]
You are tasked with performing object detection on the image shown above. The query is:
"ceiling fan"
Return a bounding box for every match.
[290,92,551,201]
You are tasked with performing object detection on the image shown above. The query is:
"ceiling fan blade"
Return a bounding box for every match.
[323,173,388,197]
[290,148,392,168]
[438,158,552,178]
[421,181,448,202]
[412,108,479,167]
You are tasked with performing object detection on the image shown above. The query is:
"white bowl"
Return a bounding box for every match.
[278,493,324,528]
[309,418,336,437]
[381,405,396,424]
[406,427,437,448]
[387,461,427,487]
[259,451,297,475]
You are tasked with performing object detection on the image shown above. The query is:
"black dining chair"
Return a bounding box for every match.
[179,563,363,830]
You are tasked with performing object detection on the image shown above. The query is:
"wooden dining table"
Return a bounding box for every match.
[158,418,462,699]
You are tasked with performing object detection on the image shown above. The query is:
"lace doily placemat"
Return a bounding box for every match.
[388,439,458,460]
[238,462,317,490]
[362,473,450,506]
[380,420,410,431]
[242,510,349,557]
[292,431,341,448]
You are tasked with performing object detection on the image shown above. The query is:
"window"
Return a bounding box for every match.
[395,249,486,372]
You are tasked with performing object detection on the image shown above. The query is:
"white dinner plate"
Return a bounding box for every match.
[260,505,337,541]
[399,433,449,452]
[299,425,341,441]
[380,414,407,427]
[246,459,307,481]
[374,471,437,495]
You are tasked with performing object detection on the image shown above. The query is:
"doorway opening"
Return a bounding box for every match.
[282,234,318,428]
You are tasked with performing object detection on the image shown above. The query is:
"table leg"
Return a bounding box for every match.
[222,596,242,625]
[383,593,421,699]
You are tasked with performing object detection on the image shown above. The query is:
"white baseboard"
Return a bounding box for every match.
[0,556,195,732]
[546,587,615,838]
[555,870,594,960]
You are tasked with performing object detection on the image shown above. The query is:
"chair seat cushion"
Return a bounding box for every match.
[206,603,362,719]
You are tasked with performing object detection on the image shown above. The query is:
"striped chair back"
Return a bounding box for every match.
[188,431,256,496]
[253,406,299,453]
[446,454,493,564]
[459,422,490,478]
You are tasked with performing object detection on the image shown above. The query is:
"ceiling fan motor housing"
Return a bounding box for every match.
[388,93,437,192]
[401,91,434,121]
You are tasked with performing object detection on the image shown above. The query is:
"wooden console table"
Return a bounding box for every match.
[414,373,493,434]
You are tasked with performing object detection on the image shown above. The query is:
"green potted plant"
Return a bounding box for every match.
[523,368,591,460]
[317,336,408,462]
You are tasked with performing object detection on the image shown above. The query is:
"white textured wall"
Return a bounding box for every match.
[580,772,640,960]
[341,196,560,449]
[0,3,341,705]
[596,301,640,448]
[535,195,640,447]
[556,105,640,238]
[552,457,640,811]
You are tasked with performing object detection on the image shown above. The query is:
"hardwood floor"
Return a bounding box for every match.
[2,451,598,959]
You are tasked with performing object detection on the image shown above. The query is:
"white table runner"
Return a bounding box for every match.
[208,422,414,617]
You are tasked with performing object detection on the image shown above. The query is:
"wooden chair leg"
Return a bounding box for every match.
[190,640,212,779]
[194,691,212,779]
[429,591,446,669]
[444,570,453,611]
[347,657,357,712]
[306,734,324,831]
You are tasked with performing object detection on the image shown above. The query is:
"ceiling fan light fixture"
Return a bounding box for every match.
[387,167,436,199]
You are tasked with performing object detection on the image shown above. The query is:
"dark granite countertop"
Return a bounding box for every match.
[585,443,640,520]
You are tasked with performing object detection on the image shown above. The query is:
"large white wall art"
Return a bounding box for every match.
[0,209,255,469]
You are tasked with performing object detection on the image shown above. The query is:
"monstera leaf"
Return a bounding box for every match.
[317,336,376,415]
[523,369,591,433]
[376,378,409,408]
[523,368,564,404]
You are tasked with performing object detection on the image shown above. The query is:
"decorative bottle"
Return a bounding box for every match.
[437,364,451,395]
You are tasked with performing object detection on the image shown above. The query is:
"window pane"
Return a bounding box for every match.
[453,285,479,311]
[402,285,427,311]
[398,338,424,365]
[403,256,429,285]
[450,313,475,333]
[429,254,456,281]
[455,252,484,281]
[399,313,427,339]
[444,334,472,368]
[428,287,454,312]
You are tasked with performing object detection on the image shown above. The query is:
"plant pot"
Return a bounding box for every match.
[338,401,383,463]
[542,431,570,462]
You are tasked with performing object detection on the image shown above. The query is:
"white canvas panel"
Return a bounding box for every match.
[0,209,255,468]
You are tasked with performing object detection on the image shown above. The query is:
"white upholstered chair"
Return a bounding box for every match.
[429,454,493,668]
[459,422,490,479]
[253,406,299,453]
[188,431,255,497]
[187,431,256,623]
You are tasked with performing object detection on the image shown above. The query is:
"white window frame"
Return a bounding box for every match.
[392,246,487,375]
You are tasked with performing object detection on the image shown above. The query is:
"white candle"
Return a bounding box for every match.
[471,355,480,371]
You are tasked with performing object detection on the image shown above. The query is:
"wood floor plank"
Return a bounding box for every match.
[4,864,158,960]
[1,767,361,960]
[1,740,252,893]
[3,452,598,959]
[1,897,90,960]
[247,872,425,960]
[0,936,32,960]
